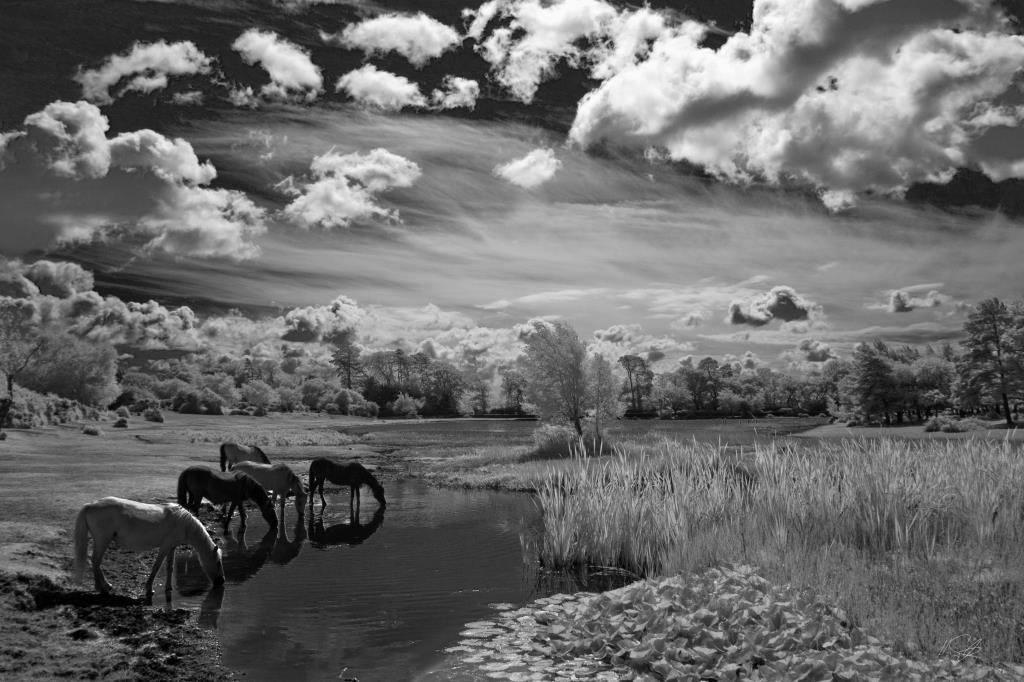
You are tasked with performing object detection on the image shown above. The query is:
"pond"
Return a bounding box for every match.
[167,480,552,681]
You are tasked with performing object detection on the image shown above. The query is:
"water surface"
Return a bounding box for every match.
[170,480,545,681]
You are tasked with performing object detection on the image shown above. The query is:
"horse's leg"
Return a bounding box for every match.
[145,547,170,599]
[237,499,247,525]
[165,546,175,595]
[91,532,114,594]
[318,476,327,509]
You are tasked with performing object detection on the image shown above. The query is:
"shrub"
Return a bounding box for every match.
[0,432,7,440]
[240,380,276,410]
[82,425,102,436]
[115,406,131,419]
[113,417,128,428]
[531,424,580,459]
[154,378,191,401]
[387,393,423,418]
[198,388,225,415]
[276,386,302,412]
[4,386,95,428]
[143,407,164,423]
[172,390,203,414]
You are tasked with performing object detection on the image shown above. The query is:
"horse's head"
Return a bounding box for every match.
[293,478,308,512]
[243,476,278,528]
[210,546,226,587]
[371,482,387,508]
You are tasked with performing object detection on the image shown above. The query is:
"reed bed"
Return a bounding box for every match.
[178,427,358,447]
[535,437,1024,662]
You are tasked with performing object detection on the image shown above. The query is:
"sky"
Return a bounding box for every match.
[1,0,1023,378]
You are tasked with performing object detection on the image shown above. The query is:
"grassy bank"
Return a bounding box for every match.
[534,437,1024,665]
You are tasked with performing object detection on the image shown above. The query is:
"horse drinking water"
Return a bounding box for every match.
[72,496,225,598]
[220,442,271,471]
[231,461,308,515]
[308,458,386,513]
[177,466,278,528]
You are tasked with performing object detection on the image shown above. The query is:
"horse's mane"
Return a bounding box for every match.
[172,505,217,554]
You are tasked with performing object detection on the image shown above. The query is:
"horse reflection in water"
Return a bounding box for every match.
[193,508,307,629]
[308,505,386,549]
[308,458,386,514]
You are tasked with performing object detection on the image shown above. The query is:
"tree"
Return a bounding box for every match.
[424,362,465,415]
[330,328,362,390]
[0,302,47,431]
[522,321,588,436]
[587,354,619,441]
[618,354,652,412]
[959,298,1023,426]
[651,368,693,416]
[500,368,527,413]
[844,342,897,424]
[17,331,119,407]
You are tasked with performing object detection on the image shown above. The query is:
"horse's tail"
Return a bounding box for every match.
[72,507,90,582]
[219,444,229,472]
[177,469,189,507]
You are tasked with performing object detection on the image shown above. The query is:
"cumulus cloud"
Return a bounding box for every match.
[334,65,427,110]
[728,285,820,327]
[494,147,562,188]
[3,100,265,259]
[281,147,421,229]
[569,0,1024,206]
[887,288,948,313]
[322,12,461,67]
[794,338,836,363]
[136,185,266,260]
[474,0,619,103]
[232,29,323,102]
[75,40,213,105]
[23,260,94,297]
[589,323,694,362]
[283,294,365,342]
[431,76,480,110]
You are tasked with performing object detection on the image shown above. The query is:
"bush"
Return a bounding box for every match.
[172,390,203,414]
[198,388,225,415]
[113,417,128,428]
[531,424,580,459]
[154,378,191,401]
[925,416,987,433]
[241,380,276,411]
[143,407,164,423]
[4,386,96,428]
[0,432,7,441]
[276,386,302,412]
[115,406,131,419]
[387,393,423,418]
[82,425,103,436]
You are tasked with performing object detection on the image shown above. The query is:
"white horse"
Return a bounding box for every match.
[220,442,270,471]
[72,497,225,599]
[231,462,308,514]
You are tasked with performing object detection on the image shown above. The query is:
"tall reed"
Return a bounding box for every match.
[535,437,1024,660]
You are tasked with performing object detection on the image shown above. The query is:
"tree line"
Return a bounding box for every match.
[1,297,1022,431]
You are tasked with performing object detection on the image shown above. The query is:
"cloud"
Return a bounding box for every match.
[888,289,944,313]
[170,91,205,106]
[22,100,112,179]
[3,100,265,259]
[794,338,836,362]
[569,0,1024,206]
[323,12,461,67]
[136,184,266,260]
[283,294,364,342]
[281,147,421,229]
[108,129,217,185]
[334,65,427,111]
[75,40,213,105]
[23,260,95,297]
[431,76,480,110]
[494,147,562,188]
[589,323,694,362]
[728,285,820,327]
[232,29,323,102]
[474,0,619,103]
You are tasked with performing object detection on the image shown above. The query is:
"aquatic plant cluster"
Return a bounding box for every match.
[537,438,1024,576]
[442,566,1024,680]
[534,437,1024,662]
[181,428,357,447]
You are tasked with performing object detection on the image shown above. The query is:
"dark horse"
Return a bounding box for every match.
[308,458,386,513]
[177,466,278,528]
